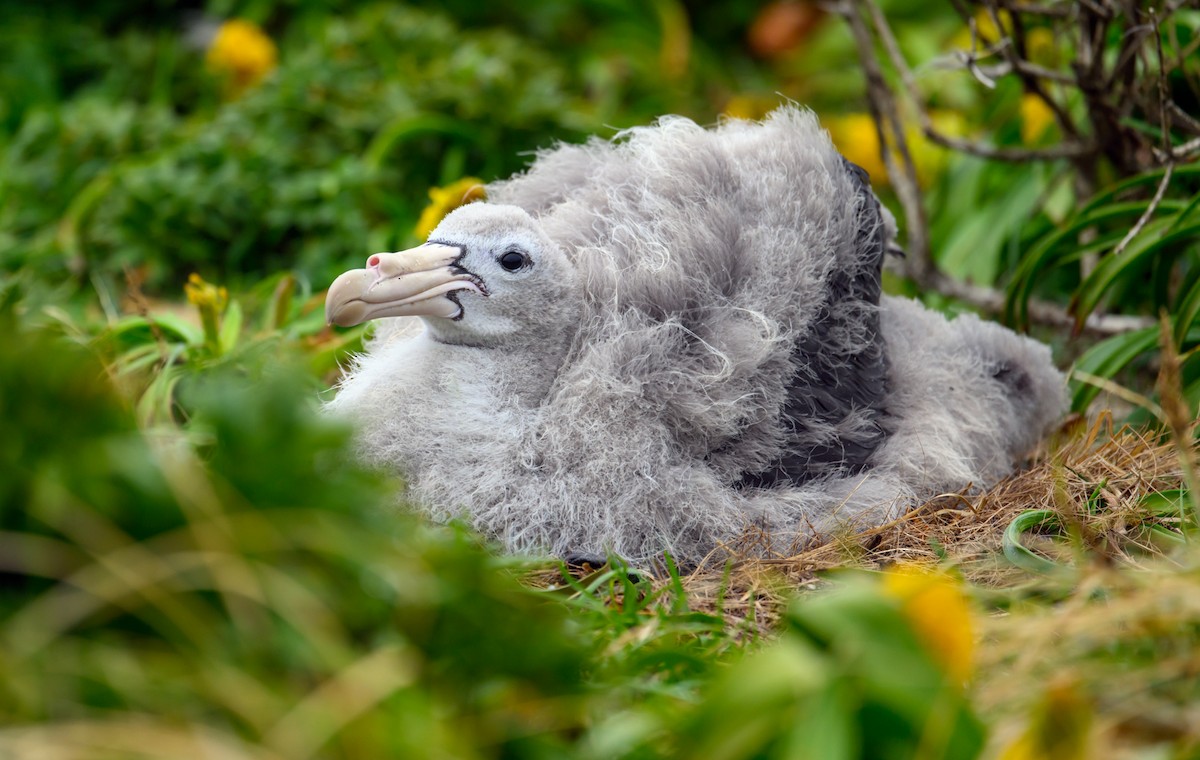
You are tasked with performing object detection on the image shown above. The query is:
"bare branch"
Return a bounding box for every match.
[995,1,1075,18]
[1112,162,1174,256]
[1167,103,1200,137]
[957,50,998,88]
[1173,135,1200,158]
[985,1,1082,140]
[924,272,1156,336]
[920,127,1094,161]
[835,0,1187,337]
[1151,7,1172,156]
[862,0,1097,163]
[837,0,933,283]
[971,58,1078,84]
[1077,0,1113,19]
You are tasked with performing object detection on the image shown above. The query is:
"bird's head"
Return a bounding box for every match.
[325,203,579,348]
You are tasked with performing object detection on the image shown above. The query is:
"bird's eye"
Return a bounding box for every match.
[498,250,529,272]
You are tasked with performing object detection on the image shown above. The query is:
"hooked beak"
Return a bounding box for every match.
[325,243,486,327]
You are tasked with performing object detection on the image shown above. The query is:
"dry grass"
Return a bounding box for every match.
[974,558,1200,758]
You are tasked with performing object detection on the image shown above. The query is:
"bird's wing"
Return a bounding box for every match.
[502,107,894,487]
[733,158,891,488]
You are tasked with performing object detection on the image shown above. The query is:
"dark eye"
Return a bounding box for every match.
[498,250,528,272]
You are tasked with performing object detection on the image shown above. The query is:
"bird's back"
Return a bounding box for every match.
[489,107,892,488]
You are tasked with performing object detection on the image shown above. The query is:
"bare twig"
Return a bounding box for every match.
[920,131,1094,161]
[1111,8,1179,257]
[1077,0,1112,19]
[1173,136,1200,159]
[837,0,933,282]
[1112,161,1174,256]
[1152,7,1172,157]
[925,272,1156,336]
[996,0,1075,18]
[838,0,1188,337]
[866,0,1096,163]
[970,58,1077,85]
[1167,103,1200,138]
[985,1,1082,140]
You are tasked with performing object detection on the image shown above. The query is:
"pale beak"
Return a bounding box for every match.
[325,243,486,327]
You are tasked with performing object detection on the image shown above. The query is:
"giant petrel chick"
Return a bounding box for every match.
[325,107,1065,563]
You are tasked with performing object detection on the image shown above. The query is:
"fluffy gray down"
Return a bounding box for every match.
[325,106,1066,564]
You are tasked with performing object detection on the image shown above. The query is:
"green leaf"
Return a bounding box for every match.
[219,300,243,355]
[56,170,114,272]
[1005,202,1185,328]
[1077,164,1200,215]
[1131,490,1193,546]
[308,326,367,377]
[1139,489,1190,517]
[780,679,857,760]
[1165,190,1200,234]
[136,363,185,428]
[364,114,481,173]
[1003,510,1065,574]
[103,313,203,347]
[1172,265,1200,347]
[1071,220,1200,330]
[267,273,296,332]
[113,343,169,377]
[1069,327,1159,411]
[937,169,1043,284]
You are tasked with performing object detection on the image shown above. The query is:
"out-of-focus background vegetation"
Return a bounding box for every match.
[2,1,1199,757]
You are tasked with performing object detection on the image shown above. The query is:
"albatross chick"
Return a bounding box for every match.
[325,107,1066,564]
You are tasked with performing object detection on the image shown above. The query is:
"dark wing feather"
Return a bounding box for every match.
[736,159,891,488]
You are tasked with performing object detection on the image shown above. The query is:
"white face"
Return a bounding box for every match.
[325,203,579,348]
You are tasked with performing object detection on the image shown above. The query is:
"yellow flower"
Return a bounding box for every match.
[415,178,487,240]
[825,113,888,184]
[1024,27,1058,68]
[1020,94,1056,144]
[950,8,1013,50]
[723,95,776,122]
[998,679,1093,760]
[185,273,228,352]
[205,19,278,96]
[973,8,1012,44]
[881,563,975,682]
[825,111,963,188]
[184,273,227,312]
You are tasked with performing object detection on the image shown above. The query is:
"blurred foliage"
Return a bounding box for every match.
[94,270,362,426]
[2,6,593,289]
[2,295,993,758]
[1009,165,1200,416]
[0,0,774,294]
[674,572,984,760]
[0,300,597,757]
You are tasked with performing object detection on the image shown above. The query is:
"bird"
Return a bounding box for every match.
[324,106,1066,564]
